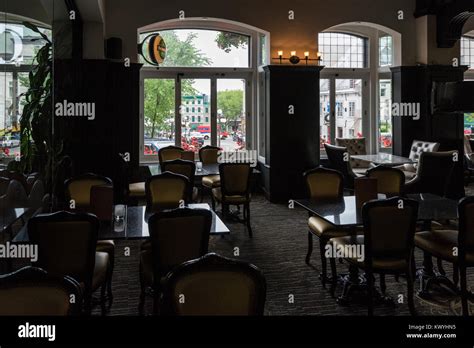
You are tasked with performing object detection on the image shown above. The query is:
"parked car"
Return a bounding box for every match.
[1,135,20,148]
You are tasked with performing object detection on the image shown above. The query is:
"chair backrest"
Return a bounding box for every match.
[219,163,251,198]
[5,171,29,193]
[65,173,113,210]
[158,146,184,164]
[366,166,405,198]
[28,179,45,209]
[90,185,114,221]
[324,143,356,189]
[145,172,189,212]
[408,140,440,162]
[304,167,343,202]
[0,266,82,316]
[415,151,456,197]
[362,197,418,264]
[27,211,99,289]
[199,146,220,164]
[161,160,196,201]
[464,135,473,156]
[161,253,266,316]
[181,151,195,161]
[458,196,474,259]
[148,208,212,280]
[0,176,9,195]
[335,138,367,168]
[3,179,28,208]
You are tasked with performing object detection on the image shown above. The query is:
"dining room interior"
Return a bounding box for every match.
[2,0,474,344]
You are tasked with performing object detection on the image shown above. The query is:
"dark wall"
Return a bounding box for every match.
[54,59,142,202]
[391,65,466,199]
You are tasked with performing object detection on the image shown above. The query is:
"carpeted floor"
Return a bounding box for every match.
[92,188,474,316]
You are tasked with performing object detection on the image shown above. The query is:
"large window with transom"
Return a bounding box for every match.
[319,28,397,156]
[139,21,268,163]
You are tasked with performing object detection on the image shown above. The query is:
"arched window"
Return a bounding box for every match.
[318,25,400,155]
[318,32,368,68]
[139,29,250,68]
[138,19,268,162]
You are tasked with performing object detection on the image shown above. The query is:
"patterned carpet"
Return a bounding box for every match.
[91,189,474,316]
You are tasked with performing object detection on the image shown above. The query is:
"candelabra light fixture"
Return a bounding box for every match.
[273,51,322,65]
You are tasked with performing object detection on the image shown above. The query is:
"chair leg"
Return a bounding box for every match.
[107,256,114,305]
[245,203,253,238]
[319,238,328,288]
[407,264,416,316]
[210,190,216,211]
[138,288,146,316]
[330,257,337,298]
[367,270,374,316]
[100,283,107,315]
[305,231,313,265]
[153,293,160,315]
[460,265,469,317]
[380,274,386,296]
[437,258,446,276]
[84,291,93,315]
[453,264,459,287]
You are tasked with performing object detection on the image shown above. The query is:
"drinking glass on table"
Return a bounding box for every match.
[196,161,203,172]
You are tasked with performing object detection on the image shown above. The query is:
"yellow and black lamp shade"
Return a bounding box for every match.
[138,33,167,66]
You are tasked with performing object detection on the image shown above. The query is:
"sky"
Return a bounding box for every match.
[174,29,248,93]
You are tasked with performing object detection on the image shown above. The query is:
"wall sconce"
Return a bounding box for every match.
[273,51,323,65]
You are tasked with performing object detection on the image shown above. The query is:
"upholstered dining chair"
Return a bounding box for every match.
[415,196,474,316]
[404,151,456,197]
[329,197,419,315]
[199,146,221,209]
[335,138,369,175]
[145,172,190,215]
[395,140,440,181]
[65,173,115,301]
[0,178,28,209]
[324,143,359,190]
[0,266,82,316]
[161,253,266,316]
[366,166,405,198]
[28,211,109,314]
[464,135,474,186]
[304,167,351,287]
[138,208,212,315]
[212,163,253,237]
[181,151,195,161]
[158,146,184,164]
[161,159,197,202]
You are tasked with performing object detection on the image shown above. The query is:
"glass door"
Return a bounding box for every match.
[180,78,211,155]
[217,78,248,151]
[142,77,177,160]
[319,74,369,156]
[335,78,364,139]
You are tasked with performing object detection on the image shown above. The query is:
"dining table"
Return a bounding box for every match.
[12,203,230,243]
[351,153,414,167]
[294,193,459,304]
